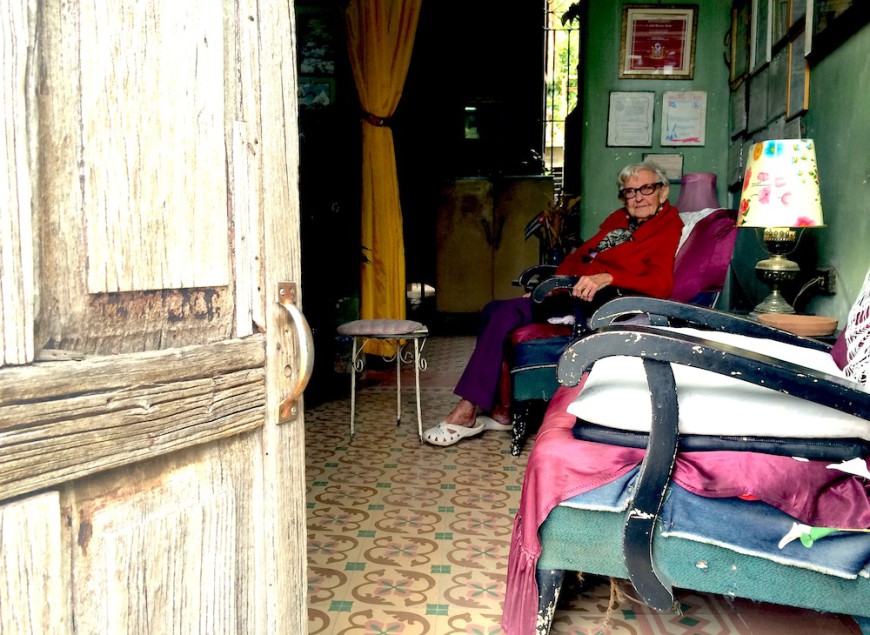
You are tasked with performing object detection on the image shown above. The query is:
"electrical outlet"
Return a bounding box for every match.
[816,267,837,295]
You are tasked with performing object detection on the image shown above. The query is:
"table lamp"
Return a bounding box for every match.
[675,172,719,213]
[738,139,824,314]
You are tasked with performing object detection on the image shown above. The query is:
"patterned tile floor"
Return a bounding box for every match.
[305,335,861,634]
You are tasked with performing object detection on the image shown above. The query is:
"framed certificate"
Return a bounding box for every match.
[642,153,684,182]
[606,92,655,147]
[661,91,707,146]
[619,5,698,80]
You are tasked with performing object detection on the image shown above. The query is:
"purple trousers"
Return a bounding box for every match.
[454,297,534,411]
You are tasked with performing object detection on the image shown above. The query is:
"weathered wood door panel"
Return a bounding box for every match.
[1,0,307,632]
[67,437,262,633]
[0,493,66,632]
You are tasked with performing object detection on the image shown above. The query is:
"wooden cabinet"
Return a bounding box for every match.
[435,176,554,313]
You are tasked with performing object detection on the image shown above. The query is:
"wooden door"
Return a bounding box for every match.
[434,177,554,313]
[435,178,495,313]
[0,0,309,632]
[492,177,554,301]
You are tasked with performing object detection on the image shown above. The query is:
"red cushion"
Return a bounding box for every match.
[510,322,572,345]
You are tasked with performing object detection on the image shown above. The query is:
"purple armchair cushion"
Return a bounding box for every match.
[832,329,848,370]
[670,209,738,304]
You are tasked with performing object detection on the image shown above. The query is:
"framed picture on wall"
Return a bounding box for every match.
[766,48,788,121]
[606,92,655,147]
[619,5,698,79]
[642,153,684,182]
[661,91,707,146]
[297,9,337,76]
[747,68,769,132]
[729,80,748,138]
[783,114,805,138]
[751,0,771,71]
[772,0,790,46]
[790,0,808,25]
[787,31,809,119]
[808,0,870,63]
[729,1,751,86]
[298,77,335,109]
[727,138,744,187]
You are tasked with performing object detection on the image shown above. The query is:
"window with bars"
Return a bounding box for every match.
[543,1,581,194]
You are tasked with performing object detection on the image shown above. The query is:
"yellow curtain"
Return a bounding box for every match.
[345,0,422,354]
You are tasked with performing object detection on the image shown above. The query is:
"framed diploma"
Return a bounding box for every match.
[642,153,684,183]
[606,92,655,147]
[661,91,707,146]
[619,5,698,80]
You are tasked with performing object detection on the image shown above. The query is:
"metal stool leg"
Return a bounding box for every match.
[395,339,402,425]
[349,336,359,439]
[414,337,423,443]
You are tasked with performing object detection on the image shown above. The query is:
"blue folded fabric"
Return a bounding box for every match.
[511,335,572,370]
[559,473,870,579]
[660,484,870,579]
[559,467,638,512]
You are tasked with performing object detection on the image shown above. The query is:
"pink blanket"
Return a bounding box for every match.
[502,383,870,635]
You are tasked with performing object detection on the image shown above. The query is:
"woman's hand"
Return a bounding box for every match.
[571,273,613,301]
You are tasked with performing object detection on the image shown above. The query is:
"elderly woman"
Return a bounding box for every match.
[424,162,683,447]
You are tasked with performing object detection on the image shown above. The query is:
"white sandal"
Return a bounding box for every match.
[477,415,512,431]
[423,421,486,446]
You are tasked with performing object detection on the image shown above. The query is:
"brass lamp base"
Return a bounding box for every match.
[754,284,798,314]
[753,228,800,315]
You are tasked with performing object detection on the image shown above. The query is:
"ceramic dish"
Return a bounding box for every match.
[757,314,838,337]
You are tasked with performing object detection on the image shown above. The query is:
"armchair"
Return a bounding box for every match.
[502,278,870,635]
[505,207,739,456]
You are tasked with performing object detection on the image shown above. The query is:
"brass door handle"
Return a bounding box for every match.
[277,282,314,422]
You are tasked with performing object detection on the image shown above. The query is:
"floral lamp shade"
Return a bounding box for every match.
[739,139,824,229]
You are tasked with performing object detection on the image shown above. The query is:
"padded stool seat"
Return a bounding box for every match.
[336,319,429,442]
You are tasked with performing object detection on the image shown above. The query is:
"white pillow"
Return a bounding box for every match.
[566,326,870,441]
[845,268,870,390]
[676,208,718,253]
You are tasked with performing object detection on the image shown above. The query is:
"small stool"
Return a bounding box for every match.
[336,319,429,442]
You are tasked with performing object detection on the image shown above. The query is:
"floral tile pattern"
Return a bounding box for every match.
[306,336,860,635]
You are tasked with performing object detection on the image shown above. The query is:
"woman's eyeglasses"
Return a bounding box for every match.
[619,182,663,199]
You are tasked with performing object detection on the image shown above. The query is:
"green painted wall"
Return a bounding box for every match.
[803,23,870,320]
[579,1,733,235]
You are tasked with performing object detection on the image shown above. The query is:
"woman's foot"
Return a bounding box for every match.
[423,399,514,446]
[423,399,483,446]
[443,399,478,428]
[490,405,510,426]
[423,419,486,446]
[476,415,512,431]
[473,404,511,432]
